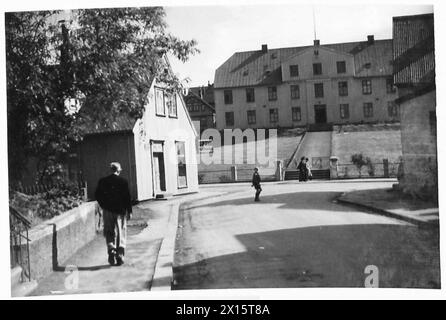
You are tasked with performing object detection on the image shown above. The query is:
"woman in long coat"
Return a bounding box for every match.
[297,157,308,182]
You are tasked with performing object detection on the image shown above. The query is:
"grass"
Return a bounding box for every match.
[332,124,402,164]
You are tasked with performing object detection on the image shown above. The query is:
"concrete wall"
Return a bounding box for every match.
[215,46,398,130]
[398,90,437,199]
[133,80,199,201]
[27,202,98,281]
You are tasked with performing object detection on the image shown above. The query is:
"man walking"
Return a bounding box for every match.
[252,167,262,202]
[95,162,132,266]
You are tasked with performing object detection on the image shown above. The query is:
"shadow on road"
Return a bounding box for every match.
[174,213,441,290]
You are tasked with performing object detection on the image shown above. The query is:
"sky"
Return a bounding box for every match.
[165,4,434,87]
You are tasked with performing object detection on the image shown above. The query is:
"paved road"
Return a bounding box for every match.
[173,180,440,289]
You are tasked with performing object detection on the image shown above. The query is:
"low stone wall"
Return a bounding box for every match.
[27,201,99,281]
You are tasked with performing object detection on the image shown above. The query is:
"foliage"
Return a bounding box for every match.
[6,8,199,184]
[9,183,85,224]
[351,153,373,177]
[219,175,233,183]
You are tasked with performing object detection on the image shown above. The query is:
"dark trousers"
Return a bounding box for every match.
[103,209,127,256]
[254,186,262,201]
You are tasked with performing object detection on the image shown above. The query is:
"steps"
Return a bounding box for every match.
[284,169,330,181]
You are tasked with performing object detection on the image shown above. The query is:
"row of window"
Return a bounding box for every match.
[223,79,396,104]
[188,104,207,112]
[224,102,399,126]
[288,61,347,78]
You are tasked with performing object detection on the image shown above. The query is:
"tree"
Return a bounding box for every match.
[6,7,198,184]
[351,153,373,178]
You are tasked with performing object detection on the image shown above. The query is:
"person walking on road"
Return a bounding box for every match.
[252,167,262,202]
[297,157,308,182]
[95,162,133,266]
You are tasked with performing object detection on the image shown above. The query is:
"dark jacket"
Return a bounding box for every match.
[95,174,132,215]
[252,172,261,189]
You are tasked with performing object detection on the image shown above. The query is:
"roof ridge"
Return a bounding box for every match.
[232,38,392,55]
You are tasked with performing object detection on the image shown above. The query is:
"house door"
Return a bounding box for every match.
[153,152,166,193]
[314,104,327,124]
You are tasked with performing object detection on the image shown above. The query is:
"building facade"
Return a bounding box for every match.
[393,13,437,200]
[214,36,399,130]
[183,84,216,132]
[80,58,199,201]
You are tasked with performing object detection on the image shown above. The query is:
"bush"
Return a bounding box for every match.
[9,183,84,224]
[218,175,233,183]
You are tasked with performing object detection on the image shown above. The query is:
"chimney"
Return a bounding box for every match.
[314,39,320,46]
[367,35,374,45]
[261,44,268,53]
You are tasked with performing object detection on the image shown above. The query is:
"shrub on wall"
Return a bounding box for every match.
[9,183,84,226]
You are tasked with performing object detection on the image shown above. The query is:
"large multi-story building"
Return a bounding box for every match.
[214,36,399,130]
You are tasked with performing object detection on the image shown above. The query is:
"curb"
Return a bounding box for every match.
[150,203,180,291]
[336,194,438,228]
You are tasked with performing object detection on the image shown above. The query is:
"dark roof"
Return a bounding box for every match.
[188,84,215,105]
[184,90,215,112]
[392,13,435,86]
[81,112,137,136]
[214,39,393,88]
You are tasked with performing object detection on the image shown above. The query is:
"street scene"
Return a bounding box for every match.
[6,4,439,297]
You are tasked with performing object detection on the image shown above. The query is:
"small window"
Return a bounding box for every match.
[386,78,396,93]
[388,101,399,118]
[242,69,249,76]
[337,61,346,74]
[314,83,324,98]
[340,104,350,119]
[225,112,234,126]
[224,90,233,104]
[269,109,279,123]
[247,110,256,125]
[166,92,177,118]
[268,86,277,101]
[289,65,299,77]
[338,81,348,96]
[292,107,301,122]
[313,63,322,75]
[363,102,374,118]
[155,87,166,116]
[362,79,372,95]
[175,141,187,188]
[271,53,277,59]
[246,88,255,103]
[365,62,371,69]
[290,85,300,99]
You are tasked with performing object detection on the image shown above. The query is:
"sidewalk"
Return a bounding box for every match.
[29,191,221,296]
[337,188,439,226]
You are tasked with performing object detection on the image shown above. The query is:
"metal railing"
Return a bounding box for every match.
[9,206,32,282]
[336,162,401,179]
[11,180,88,200]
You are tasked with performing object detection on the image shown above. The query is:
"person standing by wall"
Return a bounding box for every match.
[95,162,133,266]
[297,157,308,182]
[252,167,262,202]
[306,157,313,181]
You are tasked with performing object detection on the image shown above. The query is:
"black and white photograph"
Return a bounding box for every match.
[1,0,444,300]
